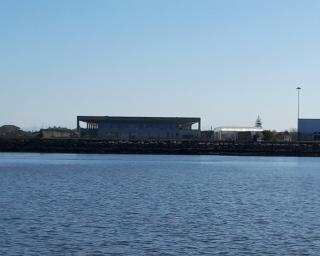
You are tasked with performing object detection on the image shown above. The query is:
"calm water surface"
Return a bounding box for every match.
[0,153,320,255]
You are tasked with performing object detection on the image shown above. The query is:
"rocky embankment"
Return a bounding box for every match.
[1,138,320,156]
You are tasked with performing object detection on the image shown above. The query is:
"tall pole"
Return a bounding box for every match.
[296,87,301,140]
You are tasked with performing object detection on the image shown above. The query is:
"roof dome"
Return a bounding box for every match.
[255,116,262,128]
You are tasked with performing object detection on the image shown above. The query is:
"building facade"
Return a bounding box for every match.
[298,119,320,141]
[77,116,201,140]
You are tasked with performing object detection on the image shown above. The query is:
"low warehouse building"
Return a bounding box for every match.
[77,116,201,140]
[214,117,263,142]
[298,119,320,141]
[214,127,263,142]
[40,128,76,139]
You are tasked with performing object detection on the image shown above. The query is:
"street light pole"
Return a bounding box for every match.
[296,87,301,140]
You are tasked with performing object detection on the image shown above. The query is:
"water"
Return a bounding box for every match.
[0,153,320,255]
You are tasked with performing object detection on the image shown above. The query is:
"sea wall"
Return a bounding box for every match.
[1,138,320,156]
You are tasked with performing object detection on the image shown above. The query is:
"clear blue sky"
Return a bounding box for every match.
[1,0,320,130]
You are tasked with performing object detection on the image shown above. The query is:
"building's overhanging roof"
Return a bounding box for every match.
[77,116,200,124]
[214,126,264,132]
[298,118,320,121]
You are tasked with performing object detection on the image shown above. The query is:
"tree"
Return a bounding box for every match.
[262,130,276,141]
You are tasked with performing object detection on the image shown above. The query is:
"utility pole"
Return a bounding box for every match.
[296,87,301,141]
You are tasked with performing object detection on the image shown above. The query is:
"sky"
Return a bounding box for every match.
[1,0,320,131]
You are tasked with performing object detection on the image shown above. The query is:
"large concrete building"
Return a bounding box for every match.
[298,119,320,141]
[77,116,201,140]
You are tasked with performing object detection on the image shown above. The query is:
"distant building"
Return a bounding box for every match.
[40,128,76,139]
[298,119,320,141]
[276,131,293,142]
[77,116,201,140]
[214,116,264,142]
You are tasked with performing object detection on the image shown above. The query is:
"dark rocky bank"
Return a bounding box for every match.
[1,138,320,156]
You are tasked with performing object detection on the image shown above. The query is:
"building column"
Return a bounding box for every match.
[77,118,80,131]
[77,117,81,137]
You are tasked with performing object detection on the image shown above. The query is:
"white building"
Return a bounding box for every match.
[214,117,264,142]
